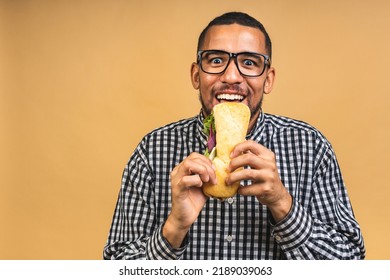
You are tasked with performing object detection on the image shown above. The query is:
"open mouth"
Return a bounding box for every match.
[216,94,245,102]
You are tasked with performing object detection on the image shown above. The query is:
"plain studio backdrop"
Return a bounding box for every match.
[1,0,389,259]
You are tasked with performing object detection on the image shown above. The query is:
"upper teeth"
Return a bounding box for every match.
[216,94,244,101]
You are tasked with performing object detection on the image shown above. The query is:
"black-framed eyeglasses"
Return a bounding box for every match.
[197,50,271,77]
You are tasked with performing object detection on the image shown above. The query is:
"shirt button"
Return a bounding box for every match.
[227,197,234,204]
[274,234,282,242]
[226,235,233,242]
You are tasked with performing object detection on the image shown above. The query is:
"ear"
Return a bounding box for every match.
[190,62,200,89]
[264,67,276,94]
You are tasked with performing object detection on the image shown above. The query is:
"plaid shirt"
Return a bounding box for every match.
[103,112,365,260]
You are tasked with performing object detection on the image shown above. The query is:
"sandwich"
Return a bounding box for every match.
[202,102,250,200]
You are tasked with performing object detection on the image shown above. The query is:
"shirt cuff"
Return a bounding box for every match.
[146,224,189,260]
[271,198,312,251]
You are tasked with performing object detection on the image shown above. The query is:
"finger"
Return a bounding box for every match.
[186,152,216,171]
[179,174,204,188]
[188,161,216,184]
[179,156,217,185]
[231,140,274,159]
[237,183,265,197]
[228,152,269,172]
[226,167,270,186]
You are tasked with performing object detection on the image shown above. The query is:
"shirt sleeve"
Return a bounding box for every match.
[103,142,188,260]
[271,146,366,260]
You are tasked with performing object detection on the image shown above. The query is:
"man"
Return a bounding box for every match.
[103,12,365,259]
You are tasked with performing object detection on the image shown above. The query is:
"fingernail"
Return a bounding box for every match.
[226,165,231,173]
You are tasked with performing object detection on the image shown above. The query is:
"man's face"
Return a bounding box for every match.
[191,24,275,131]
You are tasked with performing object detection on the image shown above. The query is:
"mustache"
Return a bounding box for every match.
[213,84,247,95]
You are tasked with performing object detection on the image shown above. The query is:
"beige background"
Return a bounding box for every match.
[1,0,389,259]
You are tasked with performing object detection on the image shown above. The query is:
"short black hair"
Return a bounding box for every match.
[197,12,272,58]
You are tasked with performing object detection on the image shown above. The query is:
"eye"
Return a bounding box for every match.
[210,57,224,64]
[202,51,228,66]
[243,59,255,66]
[239,54,262,69]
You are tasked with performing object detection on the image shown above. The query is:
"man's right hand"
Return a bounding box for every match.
[163,152,216,248]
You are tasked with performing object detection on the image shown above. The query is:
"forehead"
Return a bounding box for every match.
[202,23,266,53]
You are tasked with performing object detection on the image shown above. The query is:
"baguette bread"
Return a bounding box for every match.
[202,102,250,200]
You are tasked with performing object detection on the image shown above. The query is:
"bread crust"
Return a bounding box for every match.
[202,102,250,200]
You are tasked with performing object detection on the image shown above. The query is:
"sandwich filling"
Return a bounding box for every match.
[203,113,216,159]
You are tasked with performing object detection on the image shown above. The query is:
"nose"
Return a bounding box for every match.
[220,58,244,84]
